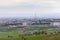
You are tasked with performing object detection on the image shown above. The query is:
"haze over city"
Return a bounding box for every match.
[0,0,60,18]
[0,0,60,40]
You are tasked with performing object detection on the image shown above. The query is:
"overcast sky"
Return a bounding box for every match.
[0,0,60,18]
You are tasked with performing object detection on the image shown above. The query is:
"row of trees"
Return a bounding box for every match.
[33,30,60,36]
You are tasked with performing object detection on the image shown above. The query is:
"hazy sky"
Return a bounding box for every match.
[0,0,60,18]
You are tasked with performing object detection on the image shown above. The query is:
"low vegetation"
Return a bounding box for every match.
[0,31,60,40]
[0,26,60,40]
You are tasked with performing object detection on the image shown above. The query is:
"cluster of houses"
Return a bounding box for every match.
[21,29,59,36]
[0,18,60,27]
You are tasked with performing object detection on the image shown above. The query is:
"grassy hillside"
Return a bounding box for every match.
[0,26,59,40]
[0,31,60,40]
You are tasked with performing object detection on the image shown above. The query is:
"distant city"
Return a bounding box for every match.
[0,18,60,27]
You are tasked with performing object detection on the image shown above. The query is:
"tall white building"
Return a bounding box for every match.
[22,22,28,26]
[50,22,60,26]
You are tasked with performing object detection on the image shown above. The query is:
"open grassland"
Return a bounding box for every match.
[0,31,20,38]
[0,26,60,40]
[0,32,60,40]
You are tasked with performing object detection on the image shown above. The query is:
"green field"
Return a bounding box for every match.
[0,31,20,38]
[0,31,60,40]
[0,26,60,40]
